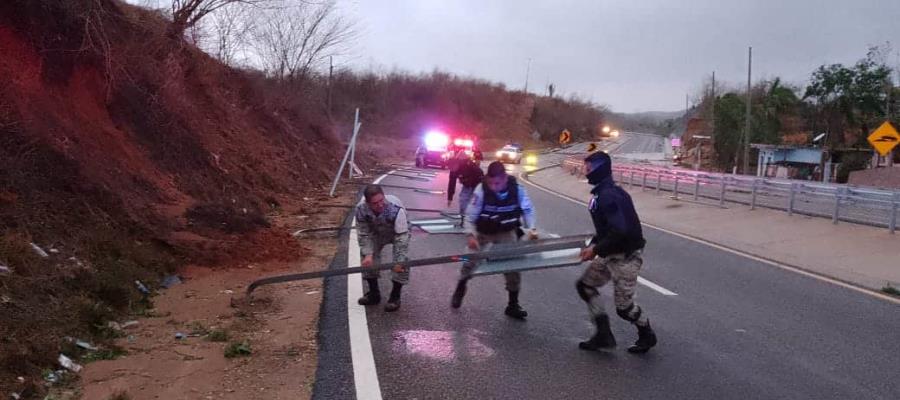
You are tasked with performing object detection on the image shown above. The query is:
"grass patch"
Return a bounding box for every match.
[206,329,229,342]
[81,347,127,363]
[224,341,252,358]
[881,285,900,297]
[187,321,209,336]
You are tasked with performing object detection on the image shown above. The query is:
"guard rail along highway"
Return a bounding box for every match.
[561,156,900,234]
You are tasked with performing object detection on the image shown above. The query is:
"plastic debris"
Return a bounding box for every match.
[0,264,11,274]
[58,354,82,373]
[175,332,186,340]
[44,370,65,385]
[49,248,60,254]
[10,393,21,400]
[30,243,49,258]
[160,275,182,289]
[121,320,139,329]
[135,280,150,296]
[15,377,24,383]
[221,289,234,295]
[127,335,136,343]
[76,340,98,352]
[107,321,123,331]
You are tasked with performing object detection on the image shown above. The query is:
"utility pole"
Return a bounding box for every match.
[741,47,752,174]
[711,71,716,139]
[524,58,532,93]
[685,93,689,116]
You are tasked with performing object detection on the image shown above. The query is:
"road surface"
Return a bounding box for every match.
[312,146,900,400]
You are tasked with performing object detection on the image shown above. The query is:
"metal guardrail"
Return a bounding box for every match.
[561,156,900,233]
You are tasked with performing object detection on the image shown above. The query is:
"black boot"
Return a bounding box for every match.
[451,279,468,309]
[579,314,616,350]
[384,282,403,312]
[357,279,381,306]
[627,322,657,354]
[504,290,528,319]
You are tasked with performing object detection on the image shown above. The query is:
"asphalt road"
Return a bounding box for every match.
[313,144,900,400]
[613,132,665,154]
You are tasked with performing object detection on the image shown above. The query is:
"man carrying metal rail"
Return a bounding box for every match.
[451,161,538,319]
[576,151,658,353]
[356,184,411,312]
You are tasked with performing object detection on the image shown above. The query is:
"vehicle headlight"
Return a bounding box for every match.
[525,155,537,165]
[496,151,503,157]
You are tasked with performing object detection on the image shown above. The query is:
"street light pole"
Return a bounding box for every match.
[524,58,532,93]
[742,46,752,175]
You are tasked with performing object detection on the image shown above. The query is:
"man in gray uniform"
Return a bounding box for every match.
[451,161,538,319]
[356,184,411,312]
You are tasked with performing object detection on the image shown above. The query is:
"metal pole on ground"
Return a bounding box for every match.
[656,174,662,195]
[693,177,700,201]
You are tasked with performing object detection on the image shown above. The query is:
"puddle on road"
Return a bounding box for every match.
[391,330,495,361]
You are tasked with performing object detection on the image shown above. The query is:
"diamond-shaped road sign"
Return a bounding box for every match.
[559,129,571,144]
[867,121,900,156]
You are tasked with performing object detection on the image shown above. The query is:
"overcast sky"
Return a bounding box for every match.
[340,0,900,113]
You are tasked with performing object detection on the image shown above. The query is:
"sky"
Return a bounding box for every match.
[340,0,900,113]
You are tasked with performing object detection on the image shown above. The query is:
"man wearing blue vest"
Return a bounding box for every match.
[451,161,538,319]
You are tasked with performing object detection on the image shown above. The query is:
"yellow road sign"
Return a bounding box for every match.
[559,129,571,144]
[586,143,598,152]
[867,121,900,156]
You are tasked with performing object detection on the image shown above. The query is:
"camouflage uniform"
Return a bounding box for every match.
[355,194,411,284]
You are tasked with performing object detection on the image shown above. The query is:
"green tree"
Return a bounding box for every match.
[803,47,893,146]
[713,93,745,169]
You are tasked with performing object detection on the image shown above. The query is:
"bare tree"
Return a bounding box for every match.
[204,3,256,65]
[169,0,268,38]
[251,0,354,81]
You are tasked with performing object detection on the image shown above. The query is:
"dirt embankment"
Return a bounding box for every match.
[0,1,344,397]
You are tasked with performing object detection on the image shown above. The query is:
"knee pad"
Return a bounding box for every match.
[576,281,598,302]
[616,303,642,323]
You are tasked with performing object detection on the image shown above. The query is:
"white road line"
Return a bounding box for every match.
[521,171,900,305]
[527,182,677,296]
[637,277,677,296]
[346,172,393,400]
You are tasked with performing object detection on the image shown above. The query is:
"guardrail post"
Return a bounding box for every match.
[788,183,797,216]
[832,187,842,224]
[718,178,726,206]
[693,178,700,201]
[673,176,680,200]
[630,171,636,187]
[750,179,758,210]
[642,172,648,191]
[656,174,662,195]
[890,192,898,234]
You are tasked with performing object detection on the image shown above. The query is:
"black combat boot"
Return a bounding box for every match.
[579,314,616,350]
[357,278,381,306]
[504,290,528,319]
[384,281,403,312]
[451,279,468,308]
[627,322,657,354]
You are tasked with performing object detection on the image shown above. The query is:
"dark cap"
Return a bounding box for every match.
[486,161,507,177]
